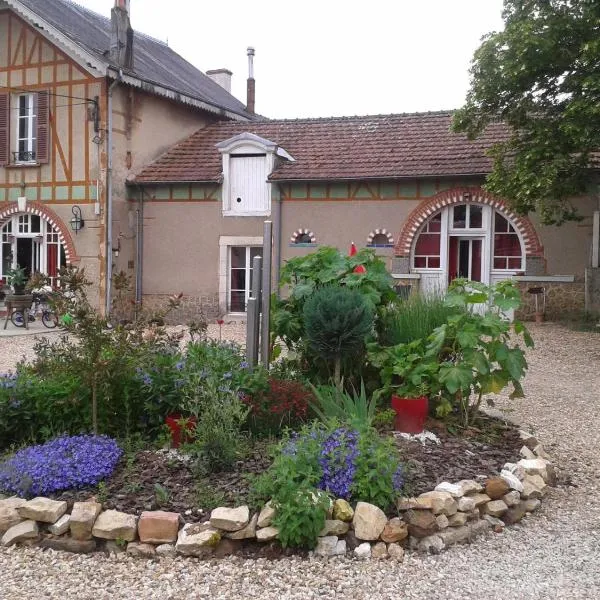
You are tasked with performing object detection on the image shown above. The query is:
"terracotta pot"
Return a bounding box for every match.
[165,414,197,448]
[391,395,429,434]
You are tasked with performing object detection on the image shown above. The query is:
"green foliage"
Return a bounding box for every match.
[272,246,397,352]
[453,0,599,224]
[370,280,533,428]
[371,408,397,432]
[379,294,463,346]
[303,286,375,385]
[5,265,28,288]
[310,380,377,430]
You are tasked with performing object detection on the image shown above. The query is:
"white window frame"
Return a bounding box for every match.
[15,93,37,164]
[218,236,263,315]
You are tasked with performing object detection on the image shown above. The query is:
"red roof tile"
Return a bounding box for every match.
[133,112,510,184]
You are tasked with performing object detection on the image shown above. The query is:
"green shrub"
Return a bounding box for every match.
[379,293,461,346]
[303,286,375,386]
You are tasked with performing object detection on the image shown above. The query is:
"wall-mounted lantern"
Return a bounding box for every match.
[70,205,85,234]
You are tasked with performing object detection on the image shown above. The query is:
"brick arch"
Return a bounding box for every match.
[0,201,80,263]
[394,187,544,258]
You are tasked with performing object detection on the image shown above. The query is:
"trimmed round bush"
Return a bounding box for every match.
[0,434,122,497]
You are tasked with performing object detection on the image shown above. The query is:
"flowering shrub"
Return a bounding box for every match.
[252,422,405,548]
[0,435,122,497]
[243,378,313,435]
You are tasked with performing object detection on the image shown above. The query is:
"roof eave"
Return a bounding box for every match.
[268,172,490,183]
[128,178,222,186]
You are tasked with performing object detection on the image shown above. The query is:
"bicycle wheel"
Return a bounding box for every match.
[42,310,58,329]
[11,311,26,328]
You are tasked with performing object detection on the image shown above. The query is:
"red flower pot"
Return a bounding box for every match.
[165,414,197,448]
[391,395,429,434]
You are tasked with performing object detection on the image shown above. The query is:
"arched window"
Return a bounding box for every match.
[290,228,316,245]
[413,213,441,268]
[367,229,394,247]
[493,212,523,270]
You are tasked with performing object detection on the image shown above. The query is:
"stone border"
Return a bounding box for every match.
[0,431,553,561]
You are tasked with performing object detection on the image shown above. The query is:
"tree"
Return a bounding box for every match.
[453,0,600,224]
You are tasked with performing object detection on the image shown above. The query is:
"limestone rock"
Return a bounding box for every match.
[417,491,458,515]
[500,470,524,493]
[435,514,449,529]
[483,500,508,517]
[470,493,492,507]
[48,514,71,536]
[127,542,156,558]
[416,534,444,554]
[447,512,468,527]
[333,539,347,556]
[319,519,349,537]
[520,445,536,460]
[404,509,439,538]
[468,519,492,537]
[210,506,250,532]
[70,502,102,541]
[257,501,276,528]
[354,542,371,559]
[518,430,539,450]
[434,482,465,498]
[533,444,550,460]
[525,473,548,494]
[380,517,408,543]
[457,480,483,495]
[396,497,421,511]
[332,499,354,522]
[176,522,221,556]
[92,510,137,542]
[457,496,476,512]
[523,498,541,512]
[371,541,388,559]
[518,458,551,481]
[502,490,521,507]
[155,543,177,558]
[0,504,24,534]
[225,513,258,540]
[314,535,339,557]
[521,478,544,500]
[438,525,470,546]
[1,520,39,546]
[255,526,279,542]
[39,536,96,554]
[502,502,528,525]
[387,542,405,561]
[17,498,67,524]
[138,510,179,544]
[482,515,505,532]
[484,477,510,500]
[352,502,387,541]
[503,463,526,480]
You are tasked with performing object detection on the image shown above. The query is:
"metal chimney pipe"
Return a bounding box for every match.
[246,47,255,114]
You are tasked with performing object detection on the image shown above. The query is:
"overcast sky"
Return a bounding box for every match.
[77,0,506,119]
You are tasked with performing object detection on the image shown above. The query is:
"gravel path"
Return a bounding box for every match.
[1,323,599,600]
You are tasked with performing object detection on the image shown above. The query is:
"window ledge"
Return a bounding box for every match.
[223,210,271,217]
[6,162,41,169]
[289,243,317,248]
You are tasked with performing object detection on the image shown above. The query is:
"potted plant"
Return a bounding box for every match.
[369,339,437,434]
[5,265,28,295]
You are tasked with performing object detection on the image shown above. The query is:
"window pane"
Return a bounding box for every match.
[230,246,246,268]
[469,205,483,228]
[494,212,509,233]
[453,205,466,228]
[428,257,440,268]
[508,257,522,269]
[414,257,426,268]
[427,214,442,232]
[229,291,246,312]
[30,215,41,233]
[494,258,506,269]
[494,234,522,256]
[415,233,440,256]
[230,268,245,290]
[19,95,27,114]
[18,118,27,139]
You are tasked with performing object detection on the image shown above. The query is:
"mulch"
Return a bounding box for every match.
[50,415,522,521]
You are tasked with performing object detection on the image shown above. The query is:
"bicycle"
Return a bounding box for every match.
[11,291,59,329]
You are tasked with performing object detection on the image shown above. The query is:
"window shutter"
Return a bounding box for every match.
[0,93,9,166]
[36,90,50,164]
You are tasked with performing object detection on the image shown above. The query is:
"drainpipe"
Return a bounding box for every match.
[272,185,282,296]
[135,184,144,312]
[105,71,122,315]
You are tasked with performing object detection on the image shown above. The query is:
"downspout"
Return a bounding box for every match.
[105,71,122,314]
[272,184,282,296]
[135,184,144,313]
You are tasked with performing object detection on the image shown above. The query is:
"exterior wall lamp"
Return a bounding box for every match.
[70,205,85,234]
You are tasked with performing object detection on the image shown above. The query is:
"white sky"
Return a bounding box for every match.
[77,0,506,119]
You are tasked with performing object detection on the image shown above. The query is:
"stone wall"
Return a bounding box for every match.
[0,434,553,560]
[141,293,220,324]
[516,281,585,320]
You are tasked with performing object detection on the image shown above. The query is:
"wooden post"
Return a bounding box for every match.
[246,255,262,368]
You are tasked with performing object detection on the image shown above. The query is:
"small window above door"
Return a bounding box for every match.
[451,204,484,230]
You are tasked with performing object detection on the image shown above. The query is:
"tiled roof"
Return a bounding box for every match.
[133,112,510,183]
[15,0,253,119]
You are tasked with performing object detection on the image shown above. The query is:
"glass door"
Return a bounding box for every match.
[448,237,484,283]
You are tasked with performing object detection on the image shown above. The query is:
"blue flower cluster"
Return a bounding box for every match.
[319,428,359,499]
[0,372,18,390]
[0,435,122,497]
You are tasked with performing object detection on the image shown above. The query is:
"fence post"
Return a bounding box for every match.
[246,255,262,367]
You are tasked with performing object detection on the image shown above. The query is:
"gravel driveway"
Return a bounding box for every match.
[1,323,599,600]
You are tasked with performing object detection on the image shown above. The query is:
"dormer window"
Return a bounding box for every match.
[216,132,294,217]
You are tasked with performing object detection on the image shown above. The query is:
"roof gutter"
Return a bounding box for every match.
[268,173,490,183]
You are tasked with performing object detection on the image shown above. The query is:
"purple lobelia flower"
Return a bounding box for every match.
[0,435,122,498]
[318,427,359,500]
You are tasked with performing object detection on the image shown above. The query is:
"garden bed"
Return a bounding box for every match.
[44,415,522,519]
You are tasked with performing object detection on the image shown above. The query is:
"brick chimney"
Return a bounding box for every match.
[206,69,233,93]
[110,0,134,70]
[246,47,255,114]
